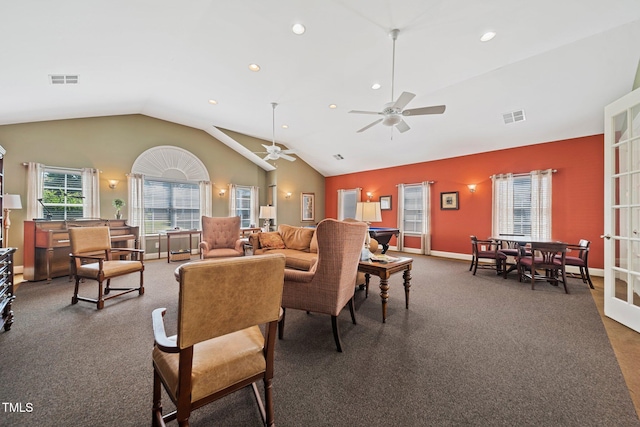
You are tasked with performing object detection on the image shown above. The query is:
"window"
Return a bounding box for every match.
[492,170,552,240]
[144,179,200,233]
[41,168,83,220]
[338,189,359,220]
[403,185,423,233]
[234,186,252,228]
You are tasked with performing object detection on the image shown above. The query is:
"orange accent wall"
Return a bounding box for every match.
[325,135,604,268]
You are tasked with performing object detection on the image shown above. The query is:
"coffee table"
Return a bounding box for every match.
[358,256,413,323]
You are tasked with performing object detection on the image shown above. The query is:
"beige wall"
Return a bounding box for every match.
[0,114,325,268]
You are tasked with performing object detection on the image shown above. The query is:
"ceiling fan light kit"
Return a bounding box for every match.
[254,102,296,162]
[349,29,446,135]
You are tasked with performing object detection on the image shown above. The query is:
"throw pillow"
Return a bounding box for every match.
[258,232,286,249]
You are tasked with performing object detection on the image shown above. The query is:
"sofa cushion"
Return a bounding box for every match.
[278,224,314,251]
[309,230,318,253]
[258,232,286,249]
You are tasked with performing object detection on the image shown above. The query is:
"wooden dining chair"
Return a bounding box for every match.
[562,239,594,289]
[518,242,569,293]
[470,235,506,276]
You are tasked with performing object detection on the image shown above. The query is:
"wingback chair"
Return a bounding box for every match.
[343,217,380,289]
[152,254,286,427]
[199,216,245,259]
[279,218,367,352]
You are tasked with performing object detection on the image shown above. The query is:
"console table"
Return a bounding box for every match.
[159,229,202,263]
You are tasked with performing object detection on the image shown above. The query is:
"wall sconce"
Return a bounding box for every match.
[366,192,373,201]
[467,184,477,193]
[108,180,119,190]
[218,189,226,197]
[285,192,292,199]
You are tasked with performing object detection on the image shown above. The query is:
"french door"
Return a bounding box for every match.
[603,87,640,333]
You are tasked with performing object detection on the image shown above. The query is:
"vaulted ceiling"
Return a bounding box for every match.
[2,1,640,176]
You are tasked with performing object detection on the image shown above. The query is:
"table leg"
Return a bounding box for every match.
[379,277,389,323]
[166,233,171,263]
[403,268,412,309]
[364,273,370,298]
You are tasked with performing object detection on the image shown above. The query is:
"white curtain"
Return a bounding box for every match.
[396,184,405,251]
[127,173,145,251]
[26,162,45,220]
[250,186,259,226]
[421,181,431,255]
[228,183,237,217]
[81,168,100,218]
[491,173,514,237]
[199,181,212,218]
[530,169,553,240]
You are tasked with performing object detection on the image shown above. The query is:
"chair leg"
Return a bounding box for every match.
[71,276,80,304]
[472,258,478,275]
[331,315,343,353]
[583,267,594,289]
[139,270,145,295]
[348,298,357,325]
[97,280,105,310]
[469,255,475,271]
[278,308,286,340]
[152,369,164,427]
[104,278,111,295]
[561,269,569,294]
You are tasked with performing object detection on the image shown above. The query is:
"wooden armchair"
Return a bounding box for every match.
[469,235,506,276]
[279,218,367,352]
[563,239,594,289]
[518,242,569,293]
[199,215,245,259]
[69,226,144,310]
[152,254,286,427]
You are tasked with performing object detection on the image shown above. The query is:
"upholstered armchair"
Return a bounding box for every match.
[279,218,367,352]
[152,254,286,427]
[199,216,245,259]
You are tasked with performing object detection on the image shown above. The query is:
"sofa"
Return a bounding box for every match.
[248,223,379,276]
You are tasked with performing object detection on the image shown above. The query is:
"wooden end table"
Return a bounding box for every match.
[358,256,413,323]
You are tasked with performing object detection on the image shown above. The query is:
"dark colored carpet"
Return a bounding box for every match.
[1,254,638,427]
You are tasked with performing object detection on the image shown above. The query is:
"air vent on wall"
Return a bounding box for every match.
[49,74,79,85]
[502,109,525,124]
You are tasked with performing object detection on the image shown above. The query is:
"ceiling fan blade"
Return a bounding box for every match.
[402,105,446,116]
[396,119,410,133]
[281,149,295,154]
[392,92,416,110]
[349,110,382,115]
[279,153,296,162]
[262,154,272,161]
[357,118,383,133]
[262,143,273,150]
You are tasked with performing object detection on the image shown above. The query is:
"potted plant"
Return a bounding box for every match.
[113,198,125,219]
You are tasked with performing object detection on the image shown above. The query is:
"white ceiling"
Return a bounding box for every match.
[2,1,640,176]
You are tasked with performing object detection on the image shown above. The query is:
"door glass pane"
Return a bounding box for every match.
[632,239,640,274]
[614,269,628,301]
[631,173,640,204]
[615,141,628,174]
[613,176,625,205]
[632,104,640,138]
[615,237,627,269]
[631,138,640,171]
[614,111,628,143]
[633,273,640,307]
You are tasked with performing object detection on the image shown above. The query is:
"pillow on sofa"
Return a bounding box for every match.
[258,232,286,249]
[278,224,314,251]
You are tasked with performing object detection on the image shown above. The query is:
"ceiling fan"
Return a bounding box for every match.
[349,29,446,134]
[255,102,296,162]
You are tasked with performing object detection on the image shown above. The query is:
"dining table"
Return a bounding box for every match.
[489,235,567,277]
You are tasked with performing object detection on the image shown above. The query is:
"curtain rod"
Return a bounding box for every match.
[490,169,557,178]
[396,181,435,186]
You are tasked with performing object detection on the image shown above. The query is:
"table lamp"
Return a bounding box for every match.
[3,194,22,247]
[355,201,382,259]
[259,205,276,232]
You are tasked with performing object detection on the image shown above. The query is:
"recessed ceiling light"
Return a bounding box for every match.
[292,23,305,35]
[208,99,218,105]
[281,124,288,129]
[329,104,337,109]
[371,83,381,90]
[248,63,261,72]
[480,31,496,42]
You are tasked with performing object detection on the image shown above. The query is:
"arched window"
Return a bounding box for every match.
[129,146,211,236]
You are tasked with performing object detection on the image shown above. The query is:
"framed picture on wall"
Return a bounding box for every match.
[440,191,459,210]
[379,195,392,210]
[301,192,315,221]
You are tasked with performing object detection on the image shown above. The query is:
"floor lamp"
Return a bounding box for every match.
[259,205,276,232]
[355,201,382,259]
[3,194,22,248]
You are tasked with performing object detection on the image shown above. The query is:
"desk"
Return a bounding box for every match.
[368,227,400,254]
[358,256,413,323]
[159,230,202,263]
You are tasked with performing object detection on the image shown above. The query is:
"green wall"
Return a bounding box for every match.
[0,114,325,268]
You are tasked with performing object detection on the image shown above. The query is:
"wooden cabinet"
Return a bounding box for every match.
[0,247,16,331]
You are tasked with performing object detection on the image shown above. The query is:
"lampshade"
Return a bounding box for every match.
[259,205,276,219]
[3,194,22,210]
[355,202,382,223]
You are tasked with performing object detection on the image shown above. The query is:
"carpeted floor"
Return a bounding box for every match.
[1,254,639,426]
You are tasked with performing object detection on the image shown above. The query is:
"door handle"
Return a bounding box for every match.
[601,234,611,240]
